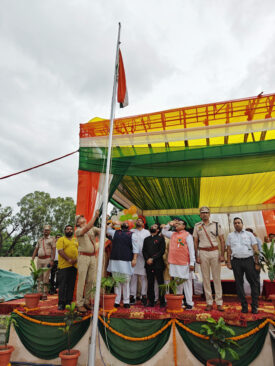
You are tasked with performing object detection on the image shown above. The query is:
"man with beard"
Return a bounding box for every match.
[130,218,150,305]
[142,223,166,307]
[32,225,56,300]
[75,210,100,313]
[107,222,139,308]
[56,225,78,310]
[162,220,195,309]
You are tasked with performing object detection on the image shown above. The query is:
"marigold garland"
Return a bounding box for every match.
[167,308,183,314]
[175,319,209,340]
[172,321,178,366]
[13,309,92,326]
[98,315,173,341]
[12,308,275,343]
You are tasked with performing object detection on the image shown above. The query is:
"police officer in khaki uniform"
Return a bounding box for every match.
[193,207,225,311]
[75,210,100,313]
[32,225,56,300]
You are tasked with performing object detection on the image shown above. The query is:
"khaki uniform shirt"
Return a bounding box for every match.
[193,221,223,248]
[36,236,56,257]
[75,227,100,253]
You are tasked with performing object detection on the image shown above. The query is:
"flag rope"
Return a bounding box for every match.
[0,150,78,180]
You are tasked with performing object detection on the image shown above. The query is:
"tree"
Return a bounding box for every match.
[0,191,76,256]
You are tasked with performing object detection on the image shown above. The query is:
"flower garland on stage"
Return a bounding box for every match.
[13,308,275,342]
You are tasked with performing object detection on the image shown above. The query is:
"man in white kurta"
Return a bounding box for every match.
[162,220,195,309]
[130,218,150,305]
[107,222,139,308]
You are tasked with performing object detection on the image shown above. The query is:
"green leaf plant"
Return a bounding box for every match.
[259,240,275,281]
[159,277,186,296]
[0,315,17,349]
[91,273,127,296]
[17,259,49,293]
[200,317,240,365]
[59,302,82,355]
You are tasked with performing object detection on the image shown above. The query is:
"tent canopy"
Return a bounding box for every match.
[77,93,275,218]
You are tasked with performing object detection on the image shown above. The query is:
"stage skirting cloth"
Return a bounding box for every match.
[206,279,275,298]
[10,310,275,366]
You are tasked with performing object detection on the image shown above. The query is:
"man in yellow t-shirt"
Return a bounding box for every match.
[56,225,78,311]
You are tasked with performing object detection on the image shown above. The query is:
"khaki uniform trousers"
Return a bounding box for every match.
[37,258,51,295]
[76,254,97,307]
[200,250,223,305]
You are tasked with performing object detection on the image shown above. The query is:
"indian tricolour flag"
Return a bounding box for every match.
[117,50,128,108]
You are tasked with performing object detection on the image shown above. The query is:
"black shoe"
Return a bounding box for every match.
[123,303,130,309]
[114,303,120,308]
[160,302,166,308]
[130,296,135,304]
[252,308,258,314]
[241,307,248,313]
[141,296,147,306]
[185,305,193,310]
[146,303,154,307]
[58,304,65,310]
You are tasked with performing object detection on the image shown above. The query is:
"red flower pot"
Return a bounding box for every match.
[206,359,232,366]
[24,293,40,308]
[100,294,116,311]
[165,294,184,311]
[59,349,80,366]
[0,345,14,365]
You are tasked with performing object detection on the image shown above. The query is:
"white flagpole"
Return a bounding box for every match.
[88,22,121,366]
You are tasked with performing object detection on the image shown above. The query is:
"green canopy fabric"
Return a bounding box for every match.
[79,140,275,178]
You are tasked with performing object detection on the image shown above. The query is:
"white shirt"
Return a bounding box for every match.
[131,228,150,275]
[226,230,257,259]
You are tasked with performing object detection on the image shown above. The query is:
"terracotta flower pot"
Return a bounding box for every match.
[165,294,184,311]
[100,294,116,311]
[24,293,40,308]
[206,359,232,366]
[0,345,14,365]
[59,349,80,366]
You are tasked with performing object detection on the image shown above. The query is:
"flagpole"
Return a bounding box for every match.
[88,22,121,366]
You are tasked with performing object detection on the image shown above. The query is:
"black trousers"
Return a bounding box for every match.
[146,267,165,305]
[58,266,77,306]
[231,256,260,309]
[50,260,58,293]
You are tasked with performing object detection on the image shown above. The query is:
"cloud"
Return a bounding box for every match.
[1,0,275,210]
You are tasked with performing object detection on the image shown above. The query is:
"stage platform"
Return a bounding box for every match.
[3,294,274,366]
[1,294,274,324]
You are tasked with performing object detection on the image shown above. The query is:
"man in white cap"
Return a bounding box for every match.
[32,225,56,300]
[193,207,225,311]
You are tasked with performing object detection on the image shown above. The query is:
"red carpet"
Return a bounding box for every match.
[2,295,274,326]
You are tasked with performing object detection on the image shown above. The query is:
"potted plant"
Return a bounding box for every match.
[59,302,82,366]
[0,315,17,365]
[17,259,49,308]
[92,274,126,310]
[159,277,185,311]
[258,240,275,305]
[200,317,239,366]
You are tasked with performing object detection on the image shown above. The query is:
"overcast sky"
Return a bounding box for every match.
[1,0,275,211]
